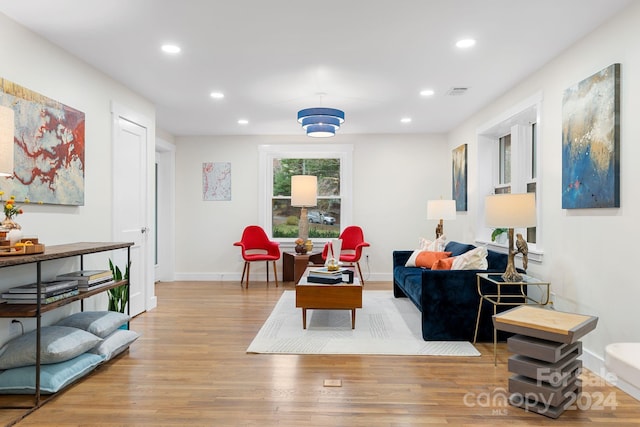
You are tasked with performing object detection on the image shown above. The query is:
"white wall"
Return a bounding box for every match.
[0,13,156,341]
[174,133,449,281]
[446,2,640,371]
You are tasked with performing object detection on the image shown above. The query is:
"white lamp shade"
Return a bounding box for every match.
[427,199,456,220]
[485,193,536,228]
[291,175,317,207]
[0,105,14,177]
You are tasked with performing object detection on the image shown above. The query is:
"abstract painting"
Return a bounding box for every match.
[0,78,85,205]
[452,144,467,211]
[562,63,620,209]
[203,162,231,201]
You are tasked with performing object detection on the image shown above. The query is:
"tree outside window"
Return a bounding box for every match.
[272,158,341,238]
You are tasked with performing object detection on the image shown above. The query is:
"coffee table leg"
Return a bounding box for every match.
[351,309,356,329]
[302,308,307,329]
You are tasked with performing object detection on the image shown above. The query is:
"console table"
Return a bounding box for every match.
[493,305,598,419]
[0,242,132,418]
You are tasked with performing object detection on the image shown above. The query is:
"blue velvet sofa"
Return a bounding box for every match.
[393,241,523,342]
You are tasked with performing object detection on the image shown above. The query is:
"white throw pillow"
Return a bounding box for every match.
[419,235,447,252]
[451,246,488,270]
[404,249,422,267]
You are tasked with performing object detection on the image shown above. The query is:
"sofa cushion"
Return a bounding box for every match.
[419,235,447,252]
[452,247,488,270]
[444,241,476,257]
[415,251,452,268]
[432,257,455,270]
[486,249,509,271]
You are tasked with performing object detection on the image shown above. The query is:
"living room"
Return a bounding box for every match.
[1,0,639,424]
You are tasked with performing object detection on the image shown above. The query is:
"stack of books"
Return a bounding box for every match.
[56,270,114,291]
[1,280,80,304]
[306,267,345,284]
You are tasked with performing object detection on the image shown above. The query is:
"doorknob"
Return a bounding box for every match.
[141,227,149,234]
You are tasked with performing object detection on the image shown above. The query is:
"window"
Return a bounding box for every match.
[259,145,353,242]
[498,134,511,187]
[476,92,542,258]
[272,158,341,238]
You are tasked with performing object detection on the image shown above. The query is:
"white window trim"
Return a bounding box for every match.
[258,144,353,245]
[475,92,544,263]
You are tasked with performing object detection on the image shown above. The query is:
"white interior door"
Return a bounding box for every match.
[112,114,149,317]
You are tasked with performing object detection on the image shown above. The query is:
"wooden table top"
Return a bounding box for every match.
[494,305,595,336]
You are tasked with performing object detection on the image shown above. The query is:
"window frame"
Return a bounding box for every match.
[476,92,543,262]
[258,144,353,244]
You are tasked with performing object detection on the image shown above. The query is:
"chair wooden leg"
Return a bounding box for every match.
[245,262,250,288]
[240,262,248,287]
[356,262,365,286]
[266,261,270,286]
[272,261,278,287]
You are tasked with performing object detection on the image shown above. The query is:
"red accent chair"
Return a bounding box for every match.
[234,225,280,288]
[322,226,370,284]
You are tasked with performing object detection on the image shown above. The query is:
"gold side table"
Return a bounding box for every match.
[473,272,550,365]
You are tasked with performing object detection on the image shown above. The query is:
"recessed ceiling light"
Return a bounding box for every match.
[420,89,435,97]
[456,39,476,49]
[210,92,225,99]
[161,44,181,54]
[401,117,412,124]
[237,119,249,125]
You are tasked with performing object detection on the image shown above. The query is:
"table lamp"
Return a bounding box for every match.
[291,175,317,242]
[0,105,15,177]
[427,199,456,238]
[485,193,536,282]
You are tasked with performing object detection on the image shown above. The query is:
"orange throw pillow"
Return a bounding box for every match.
[432,257,456,270]
[415,251,452,268]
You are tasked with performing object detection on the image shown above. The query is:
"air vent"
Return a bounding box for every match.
[447,87,469,96]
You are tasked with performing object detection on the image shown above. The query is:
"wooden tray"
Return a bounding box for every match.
[0,243,45,256]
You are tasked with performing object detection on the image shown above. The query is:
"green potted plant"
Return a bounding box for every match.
[108,259,130,313]
[491,228,508,243]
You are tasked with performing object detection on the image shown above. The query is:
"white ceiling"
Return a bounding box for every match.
[0,0,632,137]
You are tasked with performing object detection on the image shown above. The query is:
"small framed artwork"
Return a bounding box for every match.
[202,162,231,201]
[452,144,467,211]
[562,63,620,209]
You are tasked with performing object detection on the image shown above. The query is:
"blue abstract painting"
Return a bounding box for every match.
[452,144,467,211]
[562,64,620,209]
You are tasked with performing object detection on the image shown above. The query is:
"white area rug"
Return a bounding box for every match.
[247,290,480,356]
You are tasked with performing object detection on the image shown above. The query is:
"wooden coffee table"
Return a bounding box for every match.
[295,268,362,329]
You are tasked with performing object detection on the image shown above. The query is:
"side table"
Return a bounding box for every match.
[282,251,324,284]
[493,305,598,419]
[474,273,550,365]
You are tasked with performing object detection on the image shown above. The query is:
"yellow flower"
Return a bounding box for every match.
[1,194,27,219]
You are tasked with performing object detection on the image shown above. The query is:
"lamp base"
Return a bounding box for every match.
[299,207,309,242]
[435,219,444,239]
[502,228,523,282]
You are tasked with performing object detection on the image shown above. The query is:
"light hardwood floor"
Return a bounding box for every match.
[1,280,639,426]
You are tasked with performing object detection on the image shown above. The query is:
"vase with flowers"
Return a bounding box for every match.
[1,191,29,245]
[294,237,307,254]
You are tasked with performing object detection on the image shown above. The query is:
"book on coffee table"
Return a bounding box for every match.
[306,275,343,285]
